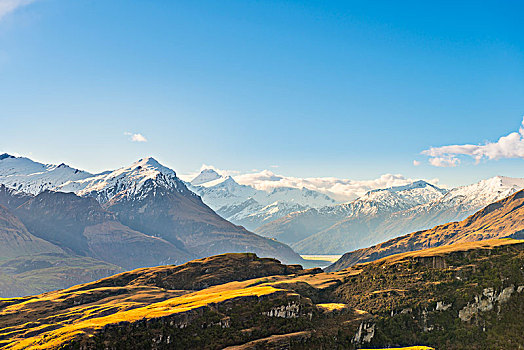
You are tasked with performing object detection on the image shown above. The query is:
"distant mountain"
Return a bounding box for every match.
[187,168,337,231]
[190,168,223,186]
[379,175,524,234]
[258,176,524,254]
[327,188,524,271]
[257,180,447,252]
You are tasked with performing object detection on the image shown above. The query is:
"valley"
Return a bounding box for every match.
[1,154,523,349]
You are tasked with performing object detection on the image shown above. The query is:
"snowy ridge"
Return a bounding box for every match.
[395,176,524,222]
[0,154,92,195]
[59,157,191,203]
[0,155,193,204]
[310,180,447,219]
[265,176,524,254]
[188,169,337,230]
[436,176,524,210]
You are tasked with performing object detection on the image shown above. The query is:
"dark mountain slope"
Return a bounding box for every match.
[13,191,193,269]
[102,171,303,265]
[0,204,63,259]
[0,252,122,297]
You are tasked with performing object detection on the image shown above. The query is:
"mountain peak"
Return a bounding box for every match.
[191,168,223,186]
[134,156,159,166]
[367,180,442,195]
[55,157,186,203]
[0,153,15,161]
[128,157,177,177]
[491,175,524,188]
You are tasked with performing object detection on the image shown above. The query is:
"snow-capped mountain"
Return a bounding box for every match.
[259,176,524,254]
[430,175,524,212]
[380,175,524,237]
[187,169,337,230]
[341,180,448,218]
[190,169,223,186]
[0,154,92,195]
[0,155,304,264]
[58,157,192,203]
[256,180,448,247]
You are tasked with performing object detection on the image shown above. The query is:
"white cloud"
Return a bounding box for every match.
[428,157,460,168]
[422,116,524,166]
[413,160,421,166]
[124,132,148,143]
[0,0,36,20]
[181,165,442,202]
[232,169,440,202]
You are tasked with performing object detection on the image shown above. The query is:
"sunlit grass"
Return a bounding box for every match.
[7,284,282,350]
[300,254,341,262]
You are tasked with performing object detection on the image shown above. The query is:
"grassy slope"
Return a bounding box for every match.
[1,240,523,349]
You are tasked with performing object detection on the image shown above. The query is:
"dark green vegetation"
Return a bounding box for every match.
[335,240,524,349]
[2,240,523,349]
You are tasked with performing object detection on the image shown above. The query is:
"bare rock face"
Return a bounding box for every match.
[458,285,518,322]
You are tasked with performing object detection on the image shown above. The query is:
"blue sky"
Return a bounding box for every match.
[1,0,523,188]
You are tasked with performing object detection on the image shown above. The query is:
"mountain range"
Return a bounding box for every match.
[0,154,303,296]
[2,153,524,348]
[327,187,524,271]
[256,176,524,254]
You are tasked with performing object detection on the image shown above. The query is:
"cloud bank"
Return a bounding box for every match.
[124,132,148,143]
[0,0,36,20]
[181,166,441,202]
[423,117,524,167]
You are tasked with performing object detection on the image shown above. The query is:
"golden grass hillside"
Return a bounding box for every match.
[1,239,523,349]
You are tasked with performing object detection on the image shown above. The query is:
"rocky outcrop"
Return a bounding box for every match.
[352,321,375,344]
[458,285,520,322]
[263,302,301,318]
